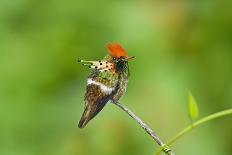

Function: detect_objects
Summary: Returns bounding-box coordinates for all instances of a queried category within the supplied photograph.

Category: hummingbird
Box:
[78,43,135,128]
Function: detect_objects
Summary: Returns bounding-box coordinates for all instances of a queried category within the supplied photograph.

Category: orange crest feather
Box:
[107,43,128,59]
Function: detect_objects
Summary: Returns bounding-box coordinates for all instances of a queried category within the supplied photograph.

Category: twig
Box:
[113,102,174,155]
[155,108,232,155]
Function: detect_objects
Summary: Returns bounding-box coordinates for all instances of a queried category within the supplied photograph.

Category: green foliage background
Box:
[0,0,231,155]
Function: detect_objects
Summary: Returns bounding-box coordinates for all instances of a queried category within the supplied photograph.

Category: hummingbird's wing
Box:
[78,84,114,128]
[78,72,119,128]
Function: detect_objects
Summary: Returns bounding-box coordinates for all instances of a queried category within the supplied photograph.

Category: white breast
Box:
[87,78,116,95]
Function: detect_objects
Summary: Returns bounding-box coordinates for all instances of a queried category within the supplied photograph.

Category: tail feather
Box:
[78,99,109,128]
[78,107,91,128]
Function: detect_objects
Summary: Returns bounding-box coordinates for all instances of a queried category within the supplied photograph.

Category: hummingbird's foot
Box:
[110,99,116,104]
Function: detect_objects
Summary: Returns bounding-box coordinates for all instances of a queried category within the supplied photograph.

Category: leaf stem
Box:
[155,108,232,155]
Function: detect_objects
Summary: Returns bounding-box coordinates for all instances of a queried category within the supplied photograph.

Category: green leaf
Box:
[188,92,199,121]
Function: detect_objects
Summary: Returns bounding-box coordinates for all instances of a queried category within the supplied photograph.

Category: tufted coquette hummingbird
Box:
[78,43,135,128]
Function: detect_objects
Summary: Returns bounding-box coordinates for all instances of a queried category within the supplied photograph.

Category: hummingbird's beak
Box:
[126,56,136,61]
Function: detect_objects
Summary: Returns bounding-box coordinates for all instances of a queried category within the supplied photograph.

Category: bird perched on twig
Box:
[78,43,135,128]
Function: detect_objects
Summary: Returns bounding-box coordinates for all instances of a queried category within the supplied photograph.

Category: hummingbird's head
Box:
[107,43,135,74]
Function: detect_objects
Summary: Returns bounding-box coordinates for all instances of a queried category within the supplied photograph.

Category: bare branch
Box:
[113,102,174,155]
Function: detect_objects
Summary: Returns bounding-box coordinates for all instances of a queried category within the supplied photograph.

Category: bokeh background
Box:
[0,0,232,155]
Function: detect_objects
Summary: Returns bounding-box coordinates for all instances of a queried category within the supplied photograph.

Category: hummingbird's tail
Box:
[78,99,109,128]
[78,107,91,128]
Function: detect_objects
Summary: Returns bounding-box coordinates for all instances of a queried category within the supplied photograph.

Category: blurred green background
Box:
[0,0,232,155]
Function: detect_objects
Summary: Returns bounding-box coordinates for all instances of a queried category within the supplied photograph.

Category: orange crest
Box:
[107,43,128,59]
